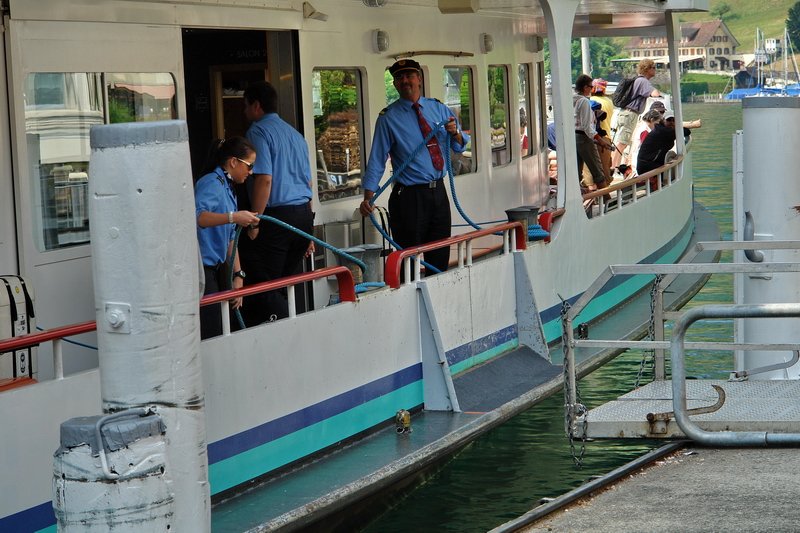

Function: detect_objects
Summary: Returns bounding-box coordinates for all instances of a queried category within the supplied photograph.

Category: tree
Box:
[789,1,800,52]
[543,37,624,82]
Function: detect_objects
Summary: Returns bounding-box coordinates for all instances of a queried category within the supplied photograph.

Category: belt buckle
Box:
[428,180,437,188]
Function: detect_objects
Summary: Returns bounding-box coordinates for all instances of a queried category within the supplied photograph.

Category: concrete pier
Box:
[516,446,800,532]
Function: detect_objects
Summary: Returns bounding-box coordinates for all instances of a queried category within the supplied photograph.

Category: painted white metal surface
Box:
[738,98,800,379]
[88,121,209,531]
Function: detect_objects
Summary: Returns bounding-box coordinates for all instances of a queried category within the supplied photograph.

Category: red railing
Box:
[0,266,356,383]
[385,221,527,288]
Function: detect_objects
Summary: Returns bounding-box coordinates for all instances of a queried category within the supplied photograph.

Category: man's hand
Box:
[305,240,316,258]
[359,190,376,217]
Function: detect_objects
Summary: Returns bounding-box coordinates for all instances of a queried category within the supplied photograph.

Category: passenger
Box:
[195,137,261,339]
[520,108,529,156]
[359,59,470,274]
[546,121,557,151]
[590,78,615,180]
[573,74,611,193]
[611,59,662,168]
[240,81,315,325]
[637,110,701,188]
[629,109,664,175]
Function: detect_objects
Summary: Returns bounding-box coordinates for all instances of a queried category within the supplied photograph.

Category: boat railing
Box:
[561,239,800,435]
[582,154,684,216]
[385,221,526,288]
[0,265,356,384]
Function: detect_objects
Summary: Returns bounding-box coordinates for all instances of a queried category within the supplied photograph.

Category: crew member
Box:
[359,59,470,274]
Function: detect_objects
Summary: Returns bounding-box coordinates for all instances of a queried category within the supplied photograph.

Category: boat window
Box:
[312,68,365,203]
[443,66,475,175]
[106,73,178,123]
[517,64,533,159]
[25,72,177,251]
[488,65,510,167]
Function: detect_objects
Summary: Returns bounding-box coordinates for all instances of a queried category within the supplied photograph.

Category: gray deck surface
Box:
[584,379,800,438]
[211,205,720,532]
[521,446,800,533]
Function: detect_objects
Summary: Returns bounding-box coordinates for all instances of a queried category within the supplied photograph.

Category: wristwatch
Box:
[233,270,246,280]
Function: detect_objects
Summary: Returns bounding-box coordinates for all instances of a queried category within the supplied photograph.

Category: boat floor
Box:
[582,379,800,438]
[519,446,800,533]
[211,204,720,532]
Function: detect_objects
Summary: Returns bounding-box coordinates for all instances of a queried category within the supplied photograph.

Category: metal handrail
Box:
[671,303,800,446]
[385,221,527,288]
[0,266,357,381]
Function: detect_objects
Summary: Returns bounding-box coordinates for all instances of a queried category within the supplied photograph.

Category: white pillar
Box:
[738,98,800,379]
[88,121,210,529]
[540,0,581,212]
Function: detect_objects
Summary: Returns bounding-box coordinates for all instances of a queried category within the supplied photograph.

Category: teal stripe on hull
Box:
[449,338,519,376]
[209,381,423,495]
[541,224,693,342]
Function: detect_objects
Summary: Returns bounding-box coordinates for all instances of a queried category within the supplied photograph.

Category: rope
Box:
[35,326,98,351]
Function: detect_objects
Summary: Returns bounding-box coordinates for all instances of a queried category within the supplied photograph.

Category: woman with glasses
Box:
[195,136,261,339]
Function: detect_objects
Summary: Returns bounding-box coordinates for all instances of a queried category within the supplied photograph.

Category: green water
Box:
[362,103,743,532]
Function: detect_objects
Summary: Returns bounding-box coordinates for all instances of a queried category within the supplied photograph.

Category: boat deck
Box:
[212,346,561,532]
[514,446,800,533]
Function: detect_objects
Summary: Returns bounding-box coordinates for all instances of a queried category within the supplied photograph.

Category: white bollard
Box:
[738,97,800,379]
[59,121,210,530]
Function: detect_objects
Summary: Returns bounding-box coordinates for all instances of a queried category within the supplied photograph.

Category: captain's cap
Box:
[389,59,422,77]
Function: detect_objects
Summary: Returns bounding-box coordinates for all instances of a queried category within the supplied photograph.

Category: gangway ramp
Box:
[580,379,800,439]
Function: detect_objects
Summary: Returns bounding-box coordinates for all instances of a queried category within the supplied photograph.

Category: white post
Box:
[88,121,210,529]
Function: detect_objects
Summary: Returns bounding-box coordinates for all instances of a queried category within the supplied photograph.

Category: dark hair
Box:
[575,74,593,93]
[202,136,255,174]
[243,81,278,114]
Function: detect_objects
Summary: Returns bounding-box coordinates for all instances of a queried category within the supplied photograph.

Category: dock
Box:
[504,444,800,533]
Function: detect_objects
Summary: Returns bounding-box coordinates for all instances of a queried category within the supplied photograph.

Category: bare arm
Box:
[247,173,273,238]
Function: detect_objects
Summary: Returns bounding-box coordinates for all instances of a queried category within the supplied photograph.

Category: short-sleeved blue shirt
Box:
[195,167,237,267]
[246,113,312,207]
[363,97,470,190]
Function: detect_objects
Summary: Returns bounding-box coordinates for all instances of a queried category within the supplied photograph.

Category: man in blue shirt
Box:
[359,59,469,274]
[240,81,314,325]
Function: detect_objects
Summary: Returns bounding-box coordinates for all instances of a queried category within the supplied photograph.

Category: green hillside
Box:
[681,0,796,53]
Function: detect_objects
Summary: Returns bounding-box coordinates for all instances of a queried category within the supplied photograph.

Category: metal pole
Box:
[86,121,210,530]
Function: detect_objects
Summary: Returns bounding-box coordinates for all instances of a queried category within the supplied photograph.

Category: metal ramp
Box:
[581,379,800,439]
[563,239,800,445]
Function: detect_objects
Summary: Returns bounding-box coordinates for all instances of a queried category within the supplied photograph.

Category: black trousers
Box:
[239,203,313,326]
[200,264,226,340]
[388,180,451,274]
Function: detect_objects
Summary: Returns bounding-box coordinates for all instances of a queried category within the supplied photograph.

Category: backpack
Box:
[612,75,641,109]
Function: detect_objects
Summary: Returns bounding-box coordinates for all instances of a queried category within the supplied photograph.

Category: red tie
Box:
[412,102,444,171]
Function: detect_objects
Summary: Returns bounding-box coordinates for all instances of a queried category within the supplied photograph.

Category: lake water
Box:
[362,102,744,532]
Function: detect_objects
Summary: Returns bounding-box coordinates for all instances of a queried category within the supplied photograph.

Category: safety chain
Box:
[560,297,587,468]
[634,274,664,388]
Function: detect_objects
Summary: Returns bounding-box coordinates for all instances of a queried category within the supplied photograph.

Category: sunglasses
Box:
[235,157,254,170]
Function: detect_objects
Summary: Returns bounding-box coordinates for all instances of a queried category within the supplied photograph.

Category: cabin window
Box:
[487,65,510,167]
[535,62,548,151]
[312,68,365,203]
[106,73,178,123]
[443,66,475,175]
[517,64,533,158]
[25,72,177,251]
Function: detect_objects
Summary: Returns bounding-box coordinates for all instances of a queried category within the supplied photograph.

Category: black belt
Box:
[264,203,312,213]
[397,179,443,191]
[204,262,224,272]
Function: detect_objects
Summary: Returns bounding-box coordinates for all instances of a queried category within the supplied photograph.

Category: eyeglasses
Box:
[235,157,254,170]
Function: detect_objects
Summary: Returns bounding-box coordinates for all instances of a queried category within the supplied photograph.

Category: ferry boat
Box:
[0,0,711,531]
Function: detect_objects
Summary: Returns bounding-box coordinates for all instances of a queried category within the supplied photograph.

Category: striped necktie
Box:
[412,102,444,171]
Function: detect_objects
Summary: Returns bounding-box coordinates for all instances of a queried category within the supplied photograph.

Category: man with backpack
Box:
[611,58,662,169]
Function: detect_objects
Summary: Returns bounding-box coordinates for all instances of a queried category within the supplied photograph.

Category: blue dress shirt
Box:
[195,167,236,266]
[246,113,312,207]
[363,97,470,191]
